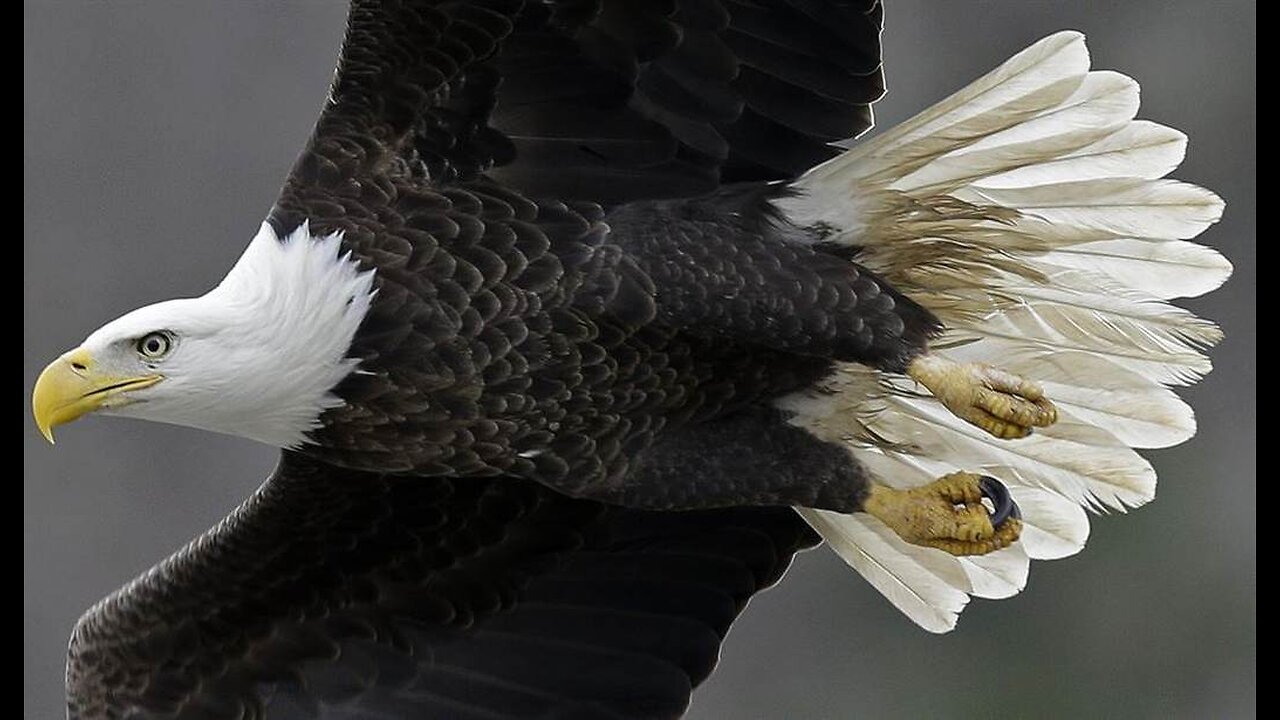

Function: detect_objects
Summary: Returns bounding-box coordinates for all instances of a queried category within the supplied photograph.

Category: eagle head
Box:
[32,222,376,448]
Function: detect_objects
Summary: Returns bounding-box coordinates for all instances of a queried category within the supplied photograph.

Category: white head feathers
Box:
[81,221,376,447]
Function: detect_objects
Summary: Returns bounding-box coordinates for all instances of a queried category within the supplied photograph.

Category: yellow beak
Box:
[32,348,162,443]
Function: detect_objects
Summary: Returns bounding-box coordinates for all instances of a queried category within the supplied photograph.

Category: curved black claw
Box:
[979,475,1018,527]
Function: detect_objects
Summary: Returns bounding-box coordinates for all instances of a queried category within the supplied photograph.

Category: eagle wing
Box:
[278,0,884,207]
[66,452,817,719]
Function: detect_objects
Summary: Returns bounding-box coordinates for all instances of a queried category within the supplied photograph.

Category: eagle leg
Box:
[863,472,1023,556]
[907,355,1058,439]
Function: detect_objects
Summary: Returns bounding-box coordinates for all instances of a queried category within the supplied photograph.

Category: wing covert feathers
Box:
[777,32,1228,632]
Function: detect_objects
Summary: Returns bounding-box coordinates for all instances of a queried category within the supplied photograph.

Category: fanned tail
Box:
[776,31,1229,632]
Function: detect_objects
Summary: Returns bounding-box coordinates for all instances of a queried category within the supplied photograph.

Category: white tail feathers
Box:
[776,31,1228,632]
[798,506,971,633]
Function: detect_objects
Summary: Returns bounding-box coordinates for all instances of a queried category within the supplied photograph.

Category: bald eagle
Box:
[30,1,1229,717]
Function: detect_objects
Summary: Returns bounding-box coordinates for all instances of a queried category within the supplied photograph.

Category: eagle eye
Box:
[136,331,175,361]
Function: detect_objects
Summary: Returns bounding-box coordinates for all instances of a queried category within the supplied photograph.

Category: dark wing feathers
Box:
[296,0,883,205]
[66,453,818,719]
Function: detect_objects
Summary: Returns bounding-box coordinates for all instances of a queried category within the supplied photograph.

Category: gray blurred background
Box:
[24,1,1254,718]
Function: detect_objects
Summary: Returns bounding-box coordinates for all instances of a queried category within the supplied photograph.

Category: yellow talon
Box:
[908,355,1058,439]
[862,472,1022,556]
